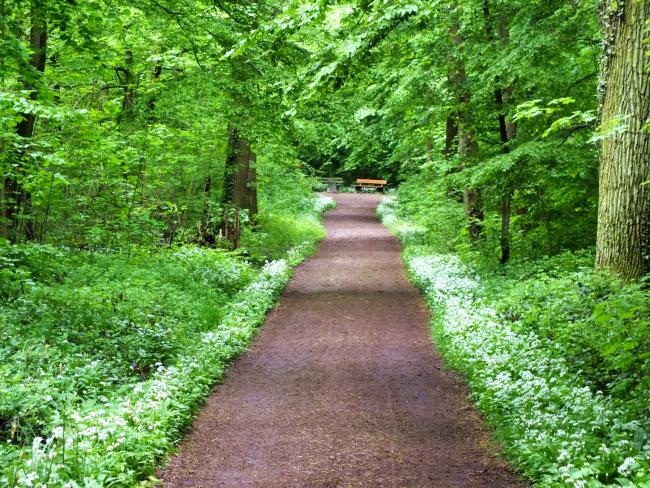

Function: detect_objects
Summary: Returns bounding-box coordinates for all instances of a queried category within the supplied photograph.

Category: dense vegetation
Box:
[380,189,649,486]
[0,193,334,485]
[1,0,648,486]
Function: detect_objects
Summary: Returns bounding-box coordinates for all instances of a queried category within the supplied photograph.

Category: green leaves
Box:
[309,60,339,88]
[513,98,597,138]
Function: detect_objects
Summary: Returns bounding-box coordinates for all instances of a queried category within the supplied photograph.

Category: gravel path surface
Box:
[160,193,526,488]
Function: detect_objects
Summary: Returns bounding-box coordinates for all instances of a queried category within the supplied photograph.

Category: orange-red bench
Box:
[353,178,387,192]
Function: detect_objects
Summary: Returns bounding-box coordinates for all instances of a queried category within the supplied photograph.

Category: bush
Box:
[241,195,334,262]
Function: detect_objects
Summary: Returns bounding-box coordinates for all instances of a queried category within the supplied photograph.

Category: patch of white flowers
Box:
[379,199,650,487]
[377,197,427,243]
[7,195,334,487]
[9,258,293,487]
[313,195,336,214]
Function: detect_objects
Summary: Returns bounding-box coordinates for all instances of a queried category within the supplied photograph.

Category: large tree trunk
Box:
[222,126,258,216]
[7,0,47,241]
[595,0,650,281]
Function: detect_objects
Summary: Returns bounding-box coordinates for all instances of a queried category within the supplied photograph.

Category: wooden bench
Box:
[318,177,344,191]
[353,178,388,192]
[319,177,344,185]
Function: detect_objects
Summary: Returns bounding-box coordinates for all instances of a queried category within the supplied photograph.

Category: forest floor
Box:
[159,193,526,488]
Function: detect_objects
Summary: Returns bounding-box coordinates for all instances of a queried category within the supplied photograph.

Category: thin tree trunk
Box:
[460,123,483,240]
[444,114,459,157]
[39,172,55,240]
[0,0,6,239]
[118,50,136,122]
[444,105,462,202]
[448,19,484,241]
[595,0,650,280]
[500,191,512,263]
[486,3,517,262]
[147,63,162,122]
[459,114,483,240]
[10,0,47,242]
[450,16,483,240]
[496,82,516,262]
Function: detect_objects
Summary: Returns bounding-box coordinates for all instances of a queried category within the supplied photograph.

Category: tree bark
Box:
[460,124,483,240]
[595,0,650,281]
[222,126,258,217]
[147,63,162,121]
[8,0,47,241]
[444,114,459,157]
[458,82,482,240]
[496,81,516,263]
[444,76,461,202]
[500,191,512,263]
[449,15,483,240]
[118,50,136,122]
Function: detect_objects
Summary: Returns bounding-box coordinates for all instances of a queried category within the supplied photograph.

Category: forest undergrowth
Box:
[1,0,649,485]
[378,181,650,487]
[0,194,335,487]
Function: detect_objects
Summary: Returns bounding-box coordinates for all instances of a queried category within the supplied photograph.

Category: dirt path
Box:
[160,194,525,488]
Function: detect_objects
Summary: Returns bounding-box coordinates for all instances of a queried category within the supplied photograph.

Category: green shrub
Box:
[489,261,650,416]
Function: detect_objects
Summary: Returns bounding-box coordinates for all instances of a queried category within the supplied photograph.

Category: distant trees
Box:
[0,0,299,248]
[595,0,650,281]
[293,0,600,263]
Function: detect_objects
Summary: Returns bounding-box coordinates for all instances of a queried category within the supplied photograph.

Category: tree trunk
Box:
[0,0,6,239]
[460,121,483,239]
[459,112,483,240]
[147,63,162,121]
[595,0,650,281]
[222,126,258,217]
[119,50,136,121]
[500,191,512,263]
[8,0,47,241]
[484,3,517,262]
[444,114,459,157]
[450,17,483,240]
[496,82,516,262]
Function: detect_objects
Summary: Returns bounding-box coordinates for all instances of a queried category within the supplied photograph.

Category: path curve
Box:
[160,194,525,487]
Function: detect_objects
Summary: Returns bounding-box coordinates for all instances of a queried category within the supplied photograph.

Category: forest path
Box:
[160,193,525,488]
